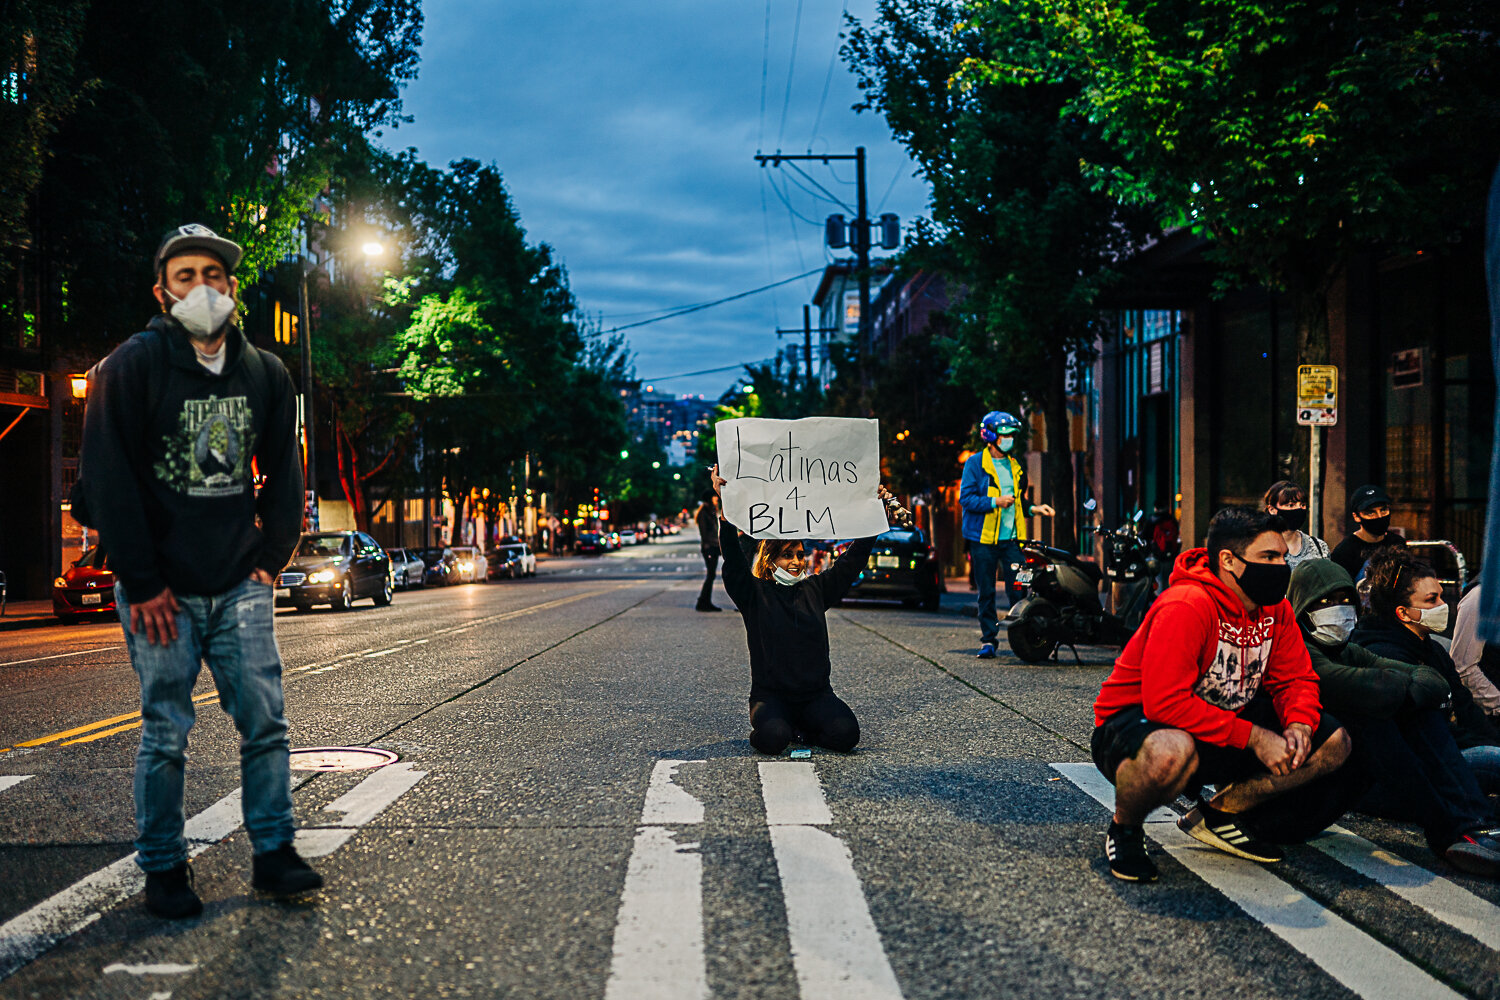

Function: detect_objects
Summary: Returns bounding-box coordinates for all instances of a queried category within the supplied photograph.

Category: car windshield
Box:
[73,546,107,570]
[296,535,347,558]
[417,548,449,565]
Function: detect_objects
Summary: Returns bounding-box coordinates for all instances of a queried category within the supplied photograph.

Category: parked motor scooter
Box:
[1004,507,1160,663]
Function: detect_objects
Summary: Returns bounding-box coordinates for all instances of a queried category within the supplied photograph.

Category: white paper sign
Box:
[717,416,887,539]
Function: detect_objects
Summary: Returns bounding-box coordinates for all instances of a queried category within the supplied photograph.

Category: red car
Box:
[53,546,116,620]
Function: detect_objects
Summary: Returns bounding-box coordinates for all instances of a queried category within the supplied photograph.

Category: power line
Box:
[765,168,825,225]
[606,268,823,333]
[808,0,849,148]
[777,0,805,149]
[786,159,854,213]
[637,359,777,383]
[758,0,771,151]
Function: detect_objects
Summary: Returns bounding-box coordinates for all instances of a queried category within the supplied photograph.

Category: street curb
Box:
[0,616,62,633]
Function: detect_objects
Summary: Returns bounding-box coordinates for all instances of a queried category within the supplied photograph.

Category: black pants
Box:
[1346,708,1496,853]
[750,692,860,754]
[698,548,720,608]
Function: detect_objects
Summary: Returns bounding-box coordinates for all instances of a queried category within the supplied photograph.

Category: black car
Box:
[844,528,941,611]
[277,531,394,611]
[417,546,460,586]
[486,542,536,580]
[576,531,606,555]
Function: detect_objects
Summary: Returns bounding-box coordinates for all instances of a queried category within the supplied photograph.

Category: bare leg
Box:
[1113,729,1197,825]
[1213,728,1352,813]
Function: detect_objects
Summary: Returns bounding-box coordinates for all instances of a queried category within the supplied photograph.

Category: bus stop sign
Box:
[1297,364,1338,426]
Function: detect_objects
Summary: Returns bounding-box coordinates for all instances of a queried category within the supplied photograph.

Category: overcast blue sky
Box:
[387,0,929,400]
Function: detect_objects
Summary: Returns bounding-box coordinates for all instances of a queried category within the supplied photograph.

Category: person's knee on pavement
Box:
[819,716,860,753]
[751,719,793,755]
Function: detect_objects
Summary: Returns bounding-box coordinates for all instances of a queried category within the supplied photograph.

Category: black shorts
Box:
[1091,693,1343,787]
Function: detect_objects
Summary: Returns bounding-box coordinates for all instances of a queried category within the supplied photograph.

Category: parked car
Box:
[576,531,607,555]
[618,529,638,546]
[450,545,483,584]
[385,547,426,590]
[608,531,623,550]
[417,546,460,586]
[53,546,116,620]
[843,527,941,611]
[277,531,393,611]
[487,541,538,580]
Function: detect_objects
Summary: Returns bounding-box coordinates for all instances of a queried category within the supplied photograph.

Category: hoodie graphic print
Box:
[1195,616,1275,712]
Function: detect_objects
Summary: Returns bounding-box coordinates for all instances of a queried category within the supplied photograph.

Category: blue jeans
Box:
[971,539,1024,645]
[116,577,294,872]
[1461,743,1500,797]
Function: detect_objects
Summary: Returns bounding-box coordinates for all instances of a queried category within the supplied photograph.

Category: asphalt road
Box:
[0,538,1496,999]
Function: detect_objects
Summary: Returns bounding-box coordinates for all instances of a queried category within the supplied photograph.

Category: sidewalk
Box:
[0,599,63,633]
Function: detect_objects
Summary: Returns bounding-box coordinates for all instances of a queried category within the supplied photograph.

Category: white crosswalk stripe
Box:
[1054,763,1474,1000]
[0,775,33,796]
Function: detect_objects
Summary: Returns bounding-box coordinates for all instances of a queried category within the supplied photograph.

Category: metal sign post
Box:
[1296,365,1339,538]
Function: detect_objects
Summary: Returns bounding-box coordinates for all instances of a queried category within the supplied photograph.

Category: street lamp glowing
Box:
[69,375,88,399]
[620,449,629,459]
[651,461,660,469]
[361,241,385,257]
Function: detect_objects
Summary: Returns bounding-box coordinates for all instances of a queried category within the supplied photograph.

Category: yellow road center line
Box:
[7,690,220,750]
[59,720,144,746]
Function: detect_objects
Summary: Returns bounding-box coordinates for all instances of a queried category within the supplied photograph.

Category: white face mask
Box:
[165,283,236,340]
[772,566,806,587]
[1307,605,1357,646]
[1405,602,1450,633]
[998,436,1015,453]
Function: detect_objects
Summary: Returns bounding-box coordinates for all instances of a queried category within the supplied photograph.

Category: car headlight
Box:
[308,569,336,584]
[54,576,68,588]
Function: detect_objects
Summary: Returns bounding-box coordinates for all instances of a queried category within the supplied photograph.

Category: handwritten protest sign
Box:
[717,416,887,539]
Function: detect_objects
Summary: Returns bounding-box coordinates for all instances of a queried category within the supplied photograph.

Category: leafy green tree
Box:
[845,0,1153,545]
[1035,0,1500,359]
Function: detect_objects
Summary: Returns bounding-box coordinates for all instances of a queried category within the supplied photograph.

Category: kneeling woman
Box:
[711,465,897,755]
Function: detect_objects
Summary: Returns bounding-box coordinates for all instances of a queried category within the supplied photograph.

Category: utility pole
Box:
[775,306,838,400]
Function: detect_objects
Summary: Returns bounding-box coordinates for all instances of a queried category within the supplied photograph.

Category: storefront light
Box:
[70,375,88,399]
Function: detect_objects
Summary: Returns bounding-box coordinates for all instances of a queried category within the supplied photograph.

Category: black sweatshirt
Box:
[79,315,304,602]
[1351,612,1500,750]
[719,517,875,700]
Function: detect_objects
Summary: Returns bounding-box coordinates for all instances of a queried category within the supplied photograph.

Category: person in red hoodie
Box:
[1091,507,1352,882]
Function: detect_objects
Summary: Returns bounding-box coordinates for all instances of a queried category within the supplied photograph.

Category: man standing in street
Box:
[80,225,322,918]
[695,489,723,612]
[1330,484,1407,582]
[960,411,1054,658]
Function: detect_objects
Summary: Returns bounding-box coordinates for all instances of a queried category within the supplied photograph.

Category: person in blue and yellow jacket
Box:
[961,410,1055,658]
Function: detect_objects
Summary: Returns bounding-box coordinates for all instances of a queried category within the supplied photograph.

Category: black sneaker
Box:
[1177,803,1284,863]
[144,862,203,919]
[695,603,723,613]
[1446,830,1500,878]
[252,844,325,896]
[976,643,997,659]
[1105,822,1159,882]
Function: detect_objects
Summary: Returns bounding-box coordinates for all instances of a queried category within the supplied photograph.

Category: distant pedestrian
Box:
[1351,549,1500,796]
[1329,484,1406,582]
[78,225,322,919]
[695,489,722,612]
[709,465,900,754]
[1263,480,1329,570]
[960,411,1055,659]
[1090,507,1351,883]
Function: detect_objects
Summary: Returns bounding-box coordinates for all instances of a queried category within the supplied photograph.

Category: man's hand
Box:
[994,495,1016,509]
[130,587,181,646]
[249,568,275,585]
[1247,724,1294,776]
[1282,722,1314,770]
[1033,504,1056,517]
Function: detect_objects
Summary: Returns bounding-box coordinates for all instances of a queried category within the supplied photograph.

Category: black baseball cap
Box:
[154,224,243,274]
[1349,484,1391,513]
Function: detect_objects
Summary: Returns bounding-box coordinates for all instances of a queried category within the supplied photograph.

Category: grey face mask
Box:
[1307,605,1357,645]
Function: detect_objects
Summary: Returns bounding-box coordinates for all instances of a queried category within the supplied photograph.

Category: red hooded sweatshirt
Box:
[1093,548,1321,749]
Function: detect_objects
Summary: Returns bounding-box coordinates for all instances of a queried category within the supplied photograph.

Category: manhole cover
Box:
[288,747,399,771]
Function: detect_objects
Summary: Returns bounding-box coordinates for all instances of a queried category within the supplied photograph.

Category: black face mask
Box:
[1231,559,1292,607]
[1276,507,1308,532]
[1358,513,1391,536]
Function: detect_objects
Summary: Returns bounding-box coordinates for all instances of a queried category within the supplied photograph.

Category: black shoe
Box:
[1177,803,1284,863]
[695,603,723,612]
[1446,830,1500,878]
[252,844,325,896]
[144,862,203,919]
[1105,822,1159,882]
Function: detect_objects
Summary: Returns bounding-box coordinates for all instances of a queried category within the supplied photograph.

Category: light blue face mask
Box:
[998,436,1015,453]
[772,566,806,587]
[1307,605,1357,645]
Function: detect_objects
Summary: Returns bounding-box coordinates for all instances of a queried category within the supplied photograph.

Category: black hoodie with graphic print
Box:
[80,315,303,602]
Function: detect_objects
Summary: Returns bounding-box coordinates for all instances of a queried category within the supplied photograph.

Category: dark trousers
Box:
[1347,708,1497,853]
[698,548,720,608]
[971,539,1024,645]
[749,692,860,754]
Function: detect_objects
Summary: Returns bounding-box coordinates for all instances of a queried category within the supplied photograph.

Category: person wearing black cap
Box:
[77,224,322,918]
[1330,484,1406,583]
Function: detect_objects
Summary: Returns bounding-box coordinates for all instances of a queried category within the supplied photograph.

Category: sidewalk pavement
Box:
[0,599,65,633]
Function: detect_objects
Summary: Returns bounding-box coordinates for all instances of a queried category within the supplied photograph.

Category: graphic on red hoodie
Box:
[1196,616,1276,712]
[1094,548,1320,749]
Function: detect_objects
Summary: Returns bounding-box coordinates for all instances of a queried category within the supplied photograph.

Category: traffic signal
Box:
[825,214,847,249]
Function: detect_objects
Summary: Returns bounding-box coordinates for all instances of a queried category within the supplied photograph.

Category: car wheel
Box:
[336,581,354,612]
[374,576,394,606]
